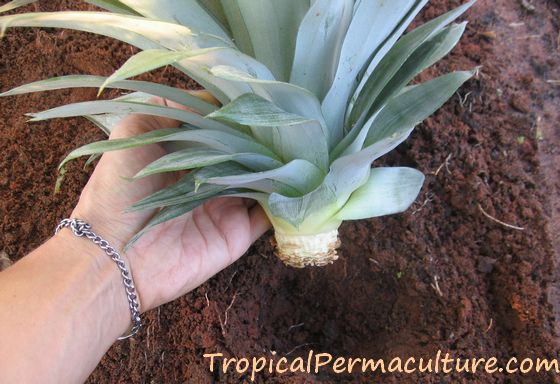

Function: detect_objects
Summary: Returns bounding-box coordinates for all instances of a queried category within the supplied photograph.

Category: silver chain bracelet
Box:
[55,218,142,340]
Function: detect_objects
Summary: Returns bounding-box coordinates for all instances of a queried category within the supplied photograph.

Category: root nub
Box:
[273,230,340,268]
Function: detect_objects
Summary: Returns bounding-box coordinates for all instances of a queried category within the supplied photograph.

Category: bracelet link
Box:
[55,218,142,340]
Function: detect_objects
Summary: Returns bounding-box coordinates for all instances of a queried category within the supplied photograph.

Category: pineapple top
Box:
[0,0,476,241]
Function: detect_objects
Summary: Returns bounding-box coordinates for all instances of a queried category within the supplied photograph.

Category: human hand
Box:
[71,93,270,312]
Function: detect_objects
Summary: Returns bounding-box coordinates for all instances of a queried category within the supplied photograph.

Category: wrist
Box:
[46,230,133,340]
[71,202,130,252]
[70,202,151,311]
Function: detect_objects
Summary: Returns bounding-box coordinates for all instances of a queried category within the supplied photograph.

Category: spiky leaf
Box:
[59,127,279,169]
[99,48,224,94]
[219,0,309,81]
[321,0,428,140]
[200,159,324,195]
[364,69,476,147]
[27,100,234,133]
[1,75,218,115]
[347,0,475,127]
[134,148,282,178]
[117,0,231,40]
[290,0,353,100]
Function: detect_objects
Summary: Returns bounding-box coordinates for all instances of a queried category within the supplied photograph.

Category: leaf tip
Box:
[130,170,145,180]
[119,175,134,182]
[471,65,482,78]
[54,167,67,195]
[25,113,39,122]
[124,226,152,252]
[123,236,139,253]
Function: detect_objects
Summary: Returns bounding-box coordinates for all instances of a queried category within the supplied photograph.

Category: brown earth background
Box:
[0,0,559,383]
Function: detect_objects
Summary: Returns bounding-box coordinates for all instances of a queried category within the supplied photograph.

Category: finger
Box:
[248,205,272,243]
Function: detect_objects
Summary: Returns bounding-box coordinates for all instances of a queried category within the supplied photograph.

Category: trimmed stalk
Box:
[273,229,341,268]
[263,205,343,268]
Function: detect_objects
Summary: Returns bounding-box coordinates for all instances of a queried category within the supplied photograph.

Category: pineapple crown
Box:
[0,0,476,244]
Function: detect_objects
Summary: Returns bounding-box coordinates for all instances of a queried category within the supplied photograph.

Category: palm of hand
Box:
[72,96,270,311]
[129,197,264,310]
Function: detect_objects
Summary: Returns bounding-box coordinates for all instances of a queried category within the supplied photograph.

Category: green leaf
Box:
[190,162,300,196]
[117,0,231,41]
[312,66,472,225]
[347,24,466,126]
[60,128,177,169]
[193,161,248,181]
[267,128,416,227]
[0,12,227,50]
[134,149,232,178]
[82,92,153,134]
[128,172,225,212]
[0,0,36,14]
[174,48,275,105]
[84,153,101,169]
[336,69,475,158]
[270,120,329,172]
[207,91,329,171]
[200,159,324,195]
[267,182,338,229]
[134,148,282,178]
[369,22,466,117]
[331,108,382,159]
[217,1,254,56]
[336,167,425,220]
[125,183,265,249]
[210,65,326,128]
[321,0,428,141]
[198,0,230,30]
[27,99,233,133]
[99,48,223,94]
[1,75,218,115]
[334,24,470,157]
[290,0,353,100]
[208,93,312,127]
[219,0,310,81]
[183,162,297,196]
[365,69,475,146]
[0,11,271,105]
[210,65,330,148]
[347,0,475,128]
[59,127,279,169]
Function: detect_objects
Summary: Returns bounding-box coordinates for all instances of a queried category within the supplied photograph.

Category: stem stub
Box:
[273,229,340,268]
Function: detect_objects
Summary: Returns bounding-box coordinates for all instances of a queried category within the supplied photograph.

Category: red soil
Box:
[0,0,559,383]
